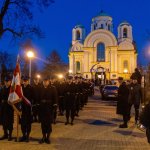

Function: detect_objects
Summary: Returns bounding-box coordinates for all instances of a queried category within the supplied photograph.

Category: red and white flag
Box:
[8,55,31,114]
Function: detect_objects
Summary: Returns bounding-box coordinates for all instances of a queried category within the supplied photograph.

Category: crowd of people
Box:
[0,76,94,144]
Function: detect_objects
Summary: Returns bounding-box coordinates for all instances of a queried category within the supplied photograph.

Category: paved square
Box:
[0,88,149,150]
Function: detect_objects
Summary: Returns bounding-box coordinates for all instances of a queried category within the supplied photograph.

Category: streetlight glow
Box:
[37,74,41,79]
[58,74,63,79]
[69,70,72,73]
[27,51,34,58]
[124,69,128,73]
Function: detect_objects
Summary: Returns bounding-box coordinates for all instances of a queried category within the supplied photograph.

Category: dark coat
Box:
[21,84,33,124]
[64,83,77,110]
[117,82,129,115]
[140,102,150,128]
[128,83,142,106]
[32,83,41,104]
[0,86,14,125]
[39,85,58,124]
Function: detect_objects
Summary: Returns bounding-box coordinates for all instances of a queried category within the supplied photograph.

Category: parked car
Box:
[101,85,118,100]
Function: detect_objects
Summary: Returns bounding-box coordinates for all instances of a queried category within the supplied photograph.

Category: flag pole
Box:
[16,114,19,142]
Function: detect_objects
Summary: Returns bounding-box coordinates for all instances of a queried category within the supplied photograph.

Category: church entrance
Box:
[90,63,106,85]
[95,67,106,85]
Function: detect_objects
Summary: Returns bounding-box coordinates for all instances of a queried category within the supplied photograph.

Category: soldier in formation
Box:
[0,75,93,144]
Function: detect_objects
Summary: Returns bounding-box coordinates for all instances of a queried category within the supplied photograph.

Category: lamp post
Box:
[27,51,34,84]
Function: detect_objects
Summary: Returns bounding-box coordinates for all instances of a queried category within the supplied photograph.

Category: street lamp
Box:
[26,51,34,84]
[69,70,73,74]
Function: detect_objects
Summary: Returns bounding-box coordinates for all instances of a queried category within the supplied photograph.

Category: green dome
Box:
[94,10,111,18]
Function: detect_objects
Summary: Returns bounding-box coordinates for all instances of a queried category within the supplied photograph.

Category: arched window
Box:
[108,24,111,31]
[76,31,80,40]
[123,28,128,38]
[76,61,80,73]
[101,24,104,29]
[123,60,128,68]
[97,43,105,62]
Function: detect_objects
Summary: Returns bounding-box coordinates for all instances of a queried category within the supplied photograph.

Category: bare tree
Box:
[0,0,54,39]
[43,50,67,78]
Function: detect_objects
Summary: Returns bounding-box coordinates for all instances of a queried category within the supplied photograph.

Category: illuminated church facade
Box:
[68,11,137,80]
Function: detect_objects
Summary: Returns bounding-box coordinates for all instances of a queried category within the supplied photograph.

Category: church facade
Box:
[68,11,137,80]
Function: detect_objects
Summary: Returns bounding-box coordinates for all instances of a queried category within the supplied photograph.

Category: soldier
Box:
[64,80,76,125]
[56,81,65,116]
[0,76,14,141]
[39,78,58,144]
[19,76,33,142]
[32,77,41,122]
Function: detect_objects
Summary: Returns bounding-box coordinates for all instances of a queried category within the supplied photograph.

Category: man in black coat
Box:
[20,76,33,142]
[128,77,142,124]
[39,78,58,144]
[0,77,14,141]
[64,80,77,125]
[117,77,129,128]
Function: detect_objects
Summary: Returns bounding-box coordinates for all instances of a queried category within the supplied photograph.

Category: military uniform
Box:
[0,85,14,141]
[64,82,77,125]
[39,84,58,144]
[32,82,41,122]
[20,83,33,142]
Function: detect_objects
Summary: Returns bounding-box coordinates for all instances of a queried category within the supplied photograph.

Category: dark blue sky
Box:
[0,0,150,65]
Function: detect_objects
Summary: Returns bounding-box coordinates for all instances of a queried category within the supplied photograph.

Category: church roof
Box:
[74,24,85,29]
[119,21,130,26]
[93,10,112,18]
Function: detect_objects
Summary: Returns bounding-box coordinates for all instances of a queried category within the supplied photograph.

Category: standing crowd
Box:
[0,76,94,144]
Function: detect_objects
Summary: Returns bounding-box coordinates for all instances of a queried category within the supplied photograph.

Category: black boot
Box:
[39,134,46,144]
[45,133,51,144]
[19,134,26,142]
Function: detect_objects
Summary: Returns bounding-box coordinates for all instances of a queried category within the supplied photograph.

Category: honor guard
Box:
[39,77,58,144]
[20,76,33,142]
[0,76,14,141]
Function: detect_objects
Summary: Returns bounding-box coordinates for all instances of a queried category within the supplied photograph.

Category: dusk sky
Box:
[0,0,150,65]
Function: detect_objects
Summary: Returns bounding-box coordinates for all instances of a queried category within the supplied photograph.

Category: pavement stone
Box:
[0,88,150,150]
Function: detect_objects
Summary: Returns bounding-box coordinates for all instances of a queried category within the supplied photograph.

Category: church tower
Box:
[91,10,113,32]
[72,24,86,45]
[118,21,133,43]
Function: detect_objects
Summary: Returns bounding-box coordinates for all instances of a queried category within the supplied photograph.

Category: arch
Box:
[97,43,105,62]
[123,28,128,38]
[76,61,81,73]
[76,30,81,40]
[84,29,117,47]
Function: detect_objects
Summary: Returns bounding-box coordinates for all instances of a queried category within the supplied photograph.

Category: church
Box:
[68,11,137,80]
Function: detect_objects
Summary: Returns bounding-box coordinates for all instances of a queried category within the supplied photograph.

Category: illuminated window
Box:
[123,28,128,38]
[97,43,105,62]
[76,61,80,73]
[123,60,128,68]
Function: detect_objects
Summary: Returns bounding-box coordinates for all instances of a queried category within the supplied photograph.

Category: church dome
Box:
[93,10,112,19]
[75,24,84,29]
[119,21,130,26]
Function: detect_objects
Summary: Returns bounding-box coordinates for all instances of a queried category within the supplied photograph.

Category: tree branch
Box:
[3,27,22,37]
